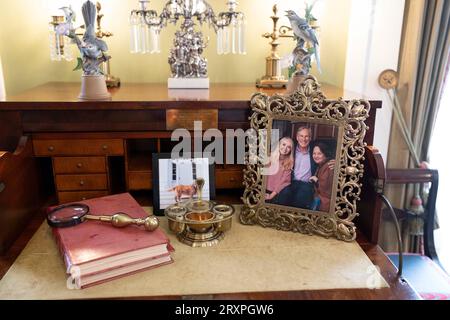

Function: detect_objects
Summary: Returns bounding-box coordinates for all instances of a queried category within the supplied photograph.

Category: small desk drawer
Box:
[33,139,124,156]
[58,191,109,204]
[216,170,243,189]
[55,174,108,191]
[53,157,106,174]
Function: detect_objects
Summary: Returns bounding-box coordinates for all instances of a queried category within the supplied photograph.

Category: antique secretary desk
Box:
[0,82,419,299]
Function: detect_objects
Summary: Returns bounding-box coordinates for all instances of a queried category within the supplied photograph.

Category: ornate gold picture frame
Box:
[240,76,371,241]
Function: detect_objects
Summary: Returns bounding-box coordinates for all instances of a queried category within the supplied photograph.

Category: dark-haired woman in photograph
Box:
[309,142,334,212]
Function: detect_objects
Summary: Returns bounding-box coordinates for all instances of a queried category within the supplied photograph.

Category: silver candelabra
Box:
[130,0,246,88]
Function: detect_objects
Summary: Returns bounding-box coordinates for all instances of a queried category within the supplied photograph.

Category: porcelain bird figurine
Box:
[285,9,321,74]
[61,1,110,76]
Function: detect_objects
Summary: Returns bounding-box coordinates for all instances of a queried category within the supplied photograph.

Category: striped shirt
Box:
[294,146,311,182]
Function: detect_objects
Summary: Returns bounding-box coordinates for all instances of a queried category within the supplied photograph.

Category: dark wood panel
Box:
[0,206,48,278]
[0,111,22,151]
[357,146,386,244]
[386,168,436,184]
[128,172,152,190]
[0,137,43,254]
[22,110,166,132]
[218,109,250,122]
[216,169,244,189]
[32,131,174,140]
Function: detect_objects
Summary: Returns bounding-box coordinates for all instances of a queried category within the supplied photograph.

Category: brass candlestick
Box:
[95,2,120,88]
[256,5,289,88]
[187,178,209,212]
[50,16,67,58]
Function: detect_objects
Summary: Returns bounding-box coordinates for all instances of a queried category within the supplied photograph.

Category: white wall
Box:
[0,56,5,101]
[344,0,405,161]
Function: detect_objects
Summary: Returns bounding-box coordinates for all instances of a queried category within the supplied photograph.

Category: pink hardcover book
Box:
[50,193,174,281]
[75,254,174,289]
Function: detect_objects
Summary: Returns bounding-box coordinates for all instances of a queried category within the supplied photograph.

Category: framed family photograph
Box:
[265,120,340,214]
[240,76,371,241]
[152,153,216,215]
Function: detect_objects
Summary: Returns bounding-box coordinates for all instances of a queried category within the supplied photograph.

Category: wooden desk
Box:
[0,82,418,299]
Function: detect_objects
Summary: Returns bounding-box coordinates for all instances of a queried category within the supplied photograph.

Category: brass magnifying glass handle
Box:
[85,213,159,231]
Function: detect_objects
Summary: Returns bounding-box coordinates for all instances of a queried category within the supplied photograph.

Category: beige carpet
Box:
[0,206,388,299]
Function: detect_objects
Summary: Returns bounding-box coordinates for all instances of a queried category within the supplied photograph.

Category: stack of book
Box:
[50,193,173,289]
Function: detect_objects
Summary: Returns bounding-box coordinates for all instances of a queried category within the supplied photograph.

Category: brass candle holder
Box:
[95,2,120,88]
[256,5,289,89]
[164,178,234,247]
[257,4,320,89]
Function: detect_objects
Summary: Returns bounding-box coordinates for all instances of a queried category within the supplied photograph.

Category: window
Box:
[429,72,450,273]
[172,162,177,181]
[192,161,197,180]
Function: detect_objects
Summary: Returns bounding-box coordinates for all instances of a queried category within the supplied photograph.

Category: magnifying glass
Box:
[47,203,159,231]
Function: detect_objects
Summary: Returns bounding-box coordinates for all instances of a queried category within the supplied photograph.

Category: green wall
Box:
[0,0,351,96]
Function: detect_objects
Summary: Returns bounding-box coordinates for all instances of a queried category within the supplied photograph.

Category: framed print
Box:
[152,153,216,215]
[240,76,371,241]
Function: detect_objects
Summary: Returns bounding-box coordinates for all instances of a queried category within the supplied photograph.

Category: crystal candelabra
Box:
[129,0,246,88]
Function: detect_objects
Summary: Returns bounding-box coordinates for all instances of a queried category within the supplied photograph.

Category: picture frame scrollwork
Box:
[240,76,371,242]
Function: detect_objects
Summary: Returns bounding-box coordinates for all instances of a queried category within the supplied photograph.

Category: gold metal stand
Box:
[256,5,289,88]
[96,2,120,87]
[177,228,225,247]
[101,60,121,88]
[50,16,66,57]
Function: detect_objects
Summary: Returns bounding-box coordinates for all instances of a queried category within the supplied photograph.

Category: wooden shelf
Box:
[125,138,155,192]
[222,164,245,171]
[128,171,152,191]
[127,153,152,172]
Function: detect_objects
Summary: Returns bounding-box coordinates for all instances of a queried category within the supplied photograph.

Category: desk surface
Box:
[0,208,419,300]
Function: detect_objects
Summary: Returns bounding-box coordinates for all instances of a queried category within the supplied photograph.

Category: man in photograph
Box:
[277,126,317,209]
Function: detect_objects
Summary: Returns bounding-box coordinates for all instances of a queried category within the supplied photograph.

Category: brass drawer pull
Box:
[79,180,85,186]
[0,182,5,193]
[48,146,55,152]
[230,178,236,182]
[76,163,83,168]
[102,145,108,150]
